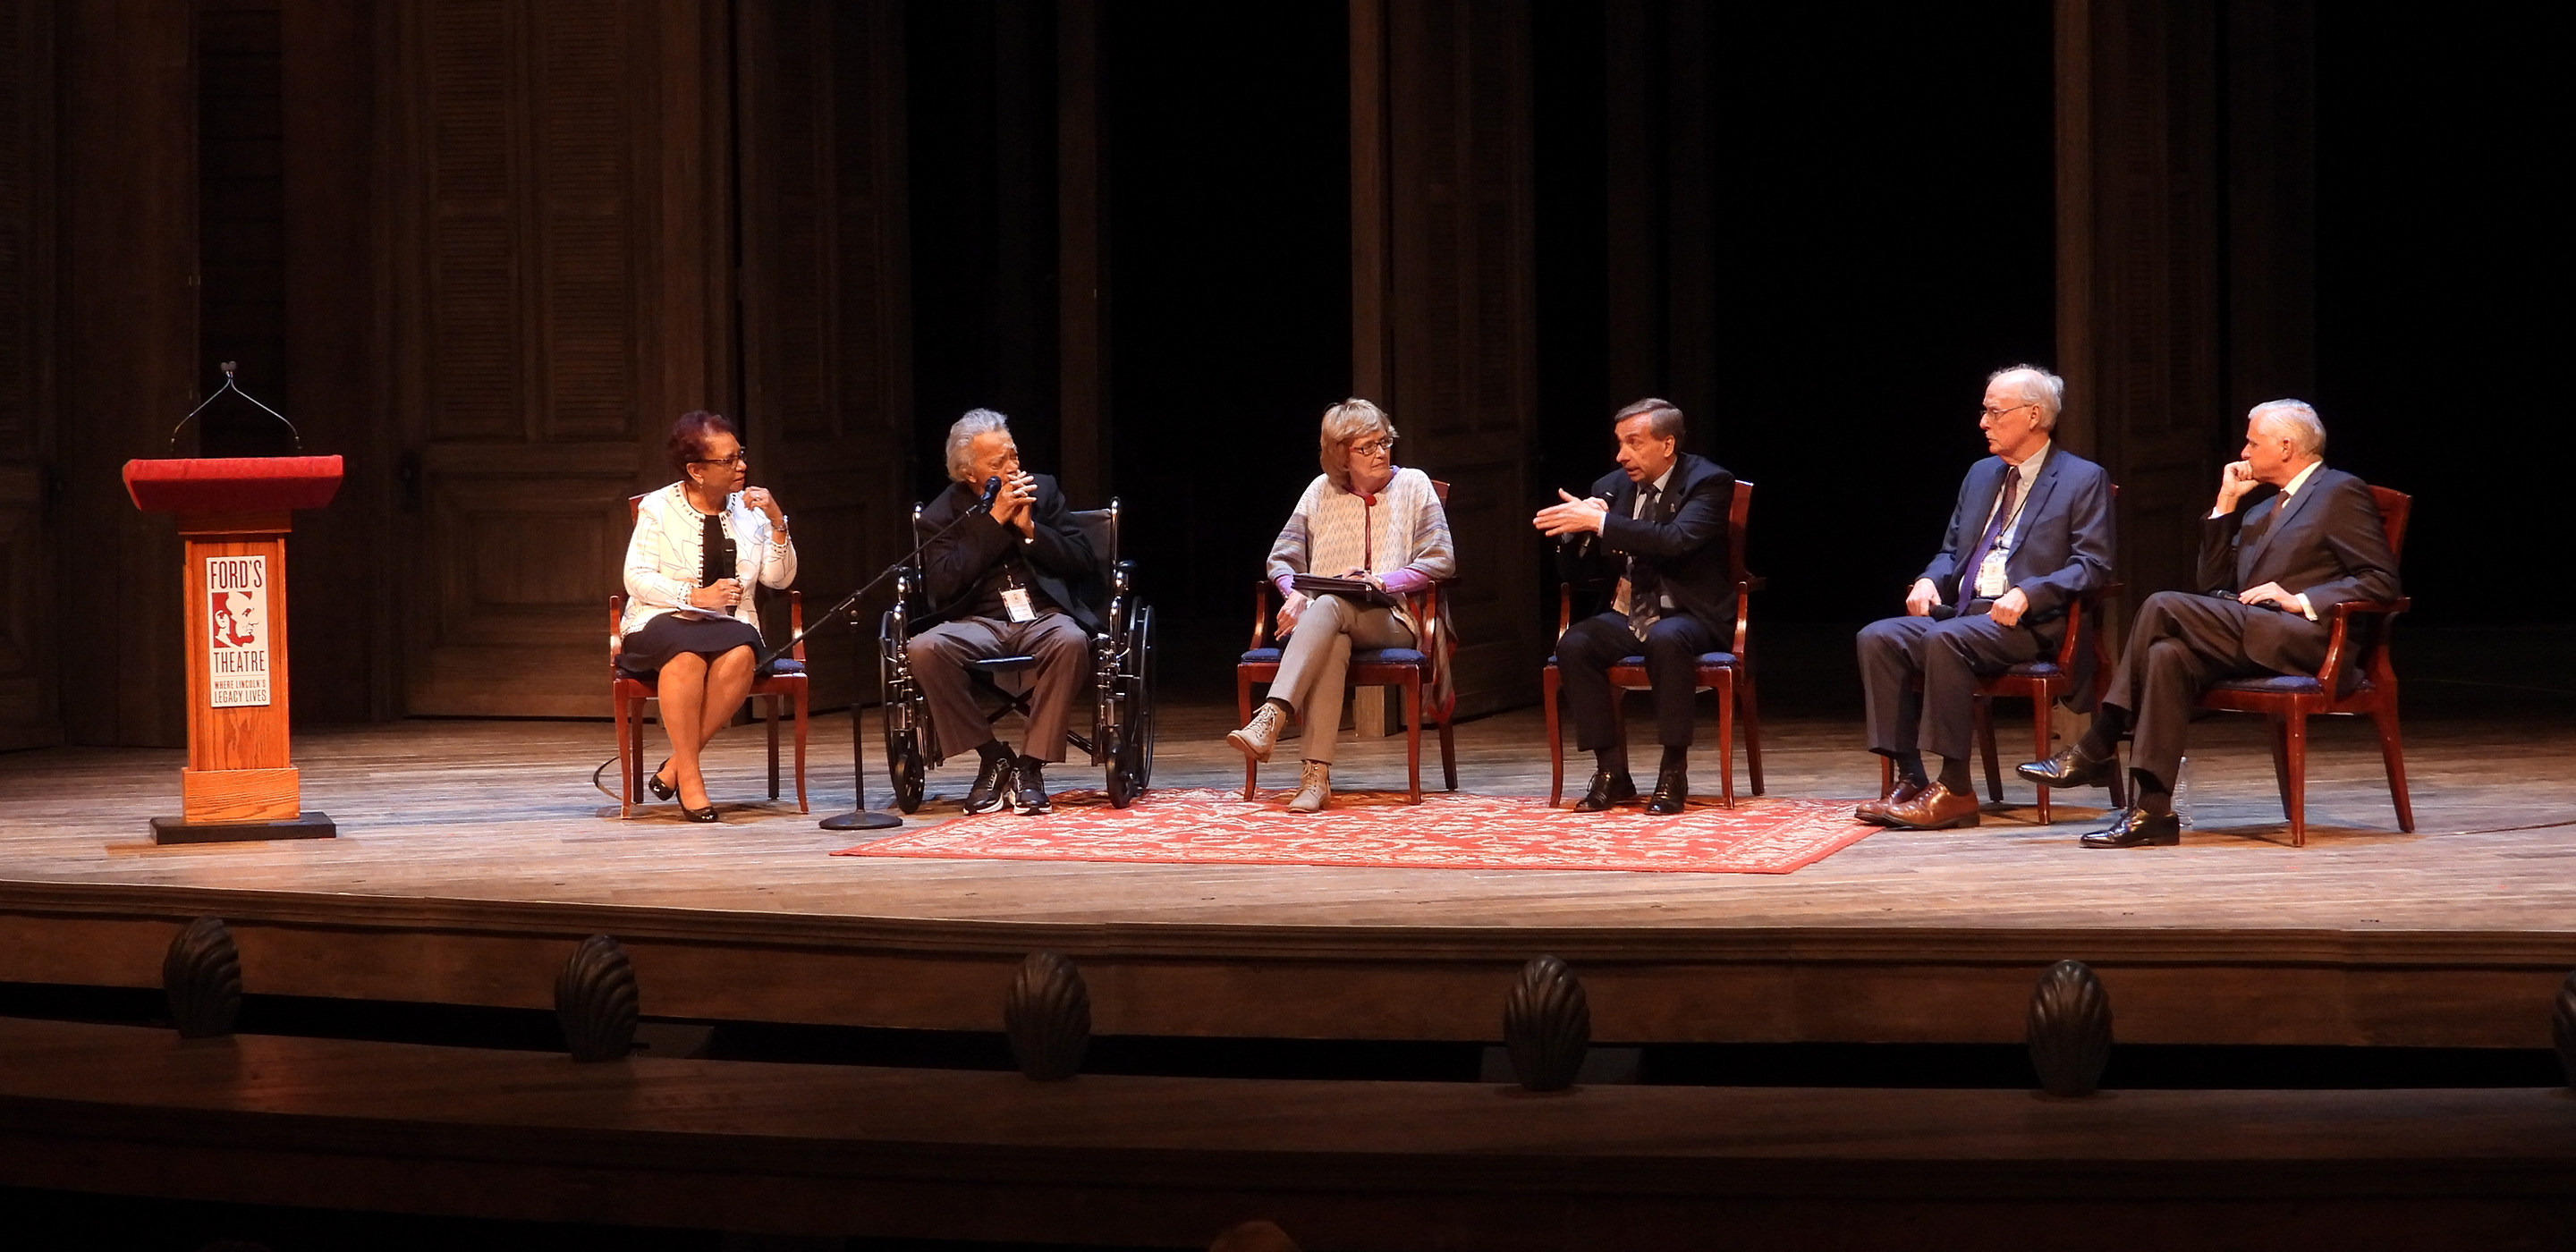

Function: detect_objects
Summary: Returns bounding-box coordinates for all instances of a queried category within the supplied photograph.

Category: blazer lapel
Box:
[1959,459,2005,554]
[2240,477,2320,582]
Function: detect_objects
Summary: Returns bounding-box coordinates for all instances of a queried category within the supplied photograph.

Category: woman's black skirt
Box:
[616,612,764,676]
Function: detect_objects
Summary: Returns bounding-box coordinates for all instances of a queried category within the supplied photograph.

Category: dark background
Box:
[901,0,2566,712]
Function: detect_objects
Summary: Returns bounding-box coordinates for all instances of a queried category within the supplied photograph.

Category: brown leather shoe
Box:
[1877,782,1981,830]
[1856,779,1928,825]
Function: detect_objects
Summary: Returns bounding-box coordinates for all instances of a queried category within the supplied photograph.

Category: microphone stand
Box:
[768,492,996,832]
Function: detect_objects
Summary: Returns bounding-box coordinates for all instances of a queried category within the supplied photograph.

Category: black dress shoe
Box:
[1011,760,1052,815]
[2079,808,2181,848]
[681,802,719,824]
[2017,746,2116,789]
[1645,765,1689,816]
[1573,770,1637,812]
[648,758,677,801]
[964,753,1017,816]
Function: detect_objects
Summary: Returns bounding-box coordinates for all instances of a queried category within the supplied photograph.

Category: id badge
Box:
[1976,547,2011,597]
[1001,585,1038,623]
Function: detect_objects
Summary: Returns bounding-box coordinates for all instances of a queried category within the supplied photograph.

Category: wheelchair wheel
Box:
[1103,724,1134,808]
[884,715,927,814]
[1129,605,1157,789]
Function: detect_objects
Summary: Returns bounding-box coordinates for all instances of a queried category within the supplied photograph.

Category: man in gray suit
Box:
[2018,399,2400,847]
[1856,365,2115,830]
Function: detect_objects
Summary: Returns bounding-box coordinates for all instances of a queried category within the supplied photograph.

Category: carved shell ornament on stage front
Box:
[1504,955,1590,1092]
[555,934,640,1062]
[163,916,242,1039]
[1007,951,1092,1081]
[2027,959,2114,1097]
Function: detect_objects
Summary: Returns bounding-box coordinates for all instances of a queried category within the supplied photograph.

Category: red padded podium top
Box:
[123,456,344,514]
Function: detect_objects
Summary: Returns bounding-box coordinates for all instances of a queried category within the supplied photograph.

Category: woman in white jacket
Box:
[618,410,798,821]
[1226,399,1455,812]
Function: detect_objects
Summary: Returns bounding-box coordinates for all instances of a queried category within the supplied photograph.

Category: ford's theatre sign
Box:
[206,554,272,708]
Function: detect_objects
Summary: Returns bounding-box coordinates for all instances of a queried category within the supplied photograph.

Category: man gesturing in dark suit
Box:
[2018,400,2400,847]
[1533,398,1736,814]
[1856,365,2114,830]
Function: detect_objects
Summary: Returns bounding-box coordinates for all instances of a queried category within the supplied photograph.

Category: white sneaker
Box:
[1287,761,1330,813]
[1227,701,1288,764]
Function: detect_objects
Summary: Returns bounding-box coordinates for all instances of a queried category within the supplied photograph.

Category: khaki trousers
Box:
[1267,594,1414,765]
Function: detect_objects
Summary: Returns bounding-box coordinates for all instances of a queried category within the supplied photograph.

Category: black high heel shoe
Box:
[648,759,677,801]
[681,802,719,824]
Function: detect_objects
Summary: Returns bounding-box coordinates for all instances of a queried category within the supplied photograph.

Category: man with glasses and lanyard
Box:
[1852,365,2114,830]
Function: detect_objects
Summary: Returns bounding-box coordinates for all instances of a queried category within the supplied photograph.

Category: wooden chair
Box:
[1878,486,2126,823]
[1235,481,1458,804]
[609,494,809,818]
[2190,485,2413,847]
[1542,479,1763,808]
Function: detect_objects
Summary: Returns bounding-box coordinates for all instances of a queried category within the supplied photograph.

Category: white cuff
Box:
[2294,593,2317,621]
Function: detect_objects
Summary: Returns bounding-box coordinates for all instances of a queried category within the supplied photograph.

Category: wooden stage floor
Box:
[4,701,2573,1049]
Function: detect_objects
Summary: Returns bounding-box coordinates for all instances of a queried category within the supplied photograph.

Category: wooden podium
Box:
[123,456,345,843]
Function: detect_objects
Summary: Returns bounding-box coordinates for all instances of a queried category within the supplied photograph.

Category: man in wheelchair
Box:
[909,410,1101,815]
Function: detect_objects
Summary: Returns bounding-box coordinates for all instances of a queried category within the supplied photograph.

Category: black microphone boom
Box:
[777,482,1009,833]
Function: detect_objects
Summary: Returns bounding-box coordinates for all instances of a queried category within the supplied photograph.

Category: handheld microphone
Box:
[979,476,1003,511]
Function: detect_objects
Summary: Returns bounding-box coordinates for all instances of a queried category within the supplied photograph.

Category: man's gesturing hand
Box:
[1532,489,1610,537]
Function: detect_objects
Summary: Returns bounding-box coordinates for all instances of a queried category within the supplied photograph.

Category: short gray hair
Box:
[1613,397,1685,444]
[1987,364,2065,431]
[944,409,1013,483]
[1318,398,1397,490]
[2248,399,2326,458]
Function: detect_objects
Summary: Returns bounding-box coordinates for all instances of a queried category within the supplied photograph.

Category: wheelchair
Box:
[877,498,1157,810]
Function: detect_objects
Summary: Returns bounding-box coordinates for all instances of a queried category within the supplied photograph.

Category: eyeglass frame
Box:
[1348,436,1397,456]
[1979,402,2038,422]
[690,448,750,468]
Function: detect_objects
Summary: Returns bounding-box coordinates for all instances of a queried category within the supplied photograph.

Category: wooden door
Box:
[0,0,57,751]
[733,0,913,711]
[385,0,732,716]
[1355,0,1540,717]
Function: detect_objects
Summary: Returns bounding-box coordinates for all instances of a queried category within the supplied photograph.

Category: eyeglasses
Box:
[1979,402,2037,422]
[1350,437,1395,456]
[692,448,749,467]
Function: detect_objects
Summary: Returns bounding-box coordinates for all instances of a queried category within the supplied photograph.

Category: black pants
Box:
[1856,613,2045,766]
[1555,610,1723,752]
[2100,591,2313,791]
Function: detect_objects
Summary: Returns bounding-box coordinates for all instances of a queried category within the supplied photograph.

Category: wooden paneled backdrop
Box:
[0,0,2318,741]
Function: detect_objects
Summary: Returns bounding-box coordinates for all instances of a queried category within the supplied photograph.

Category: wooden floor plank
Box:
[1,702,2570,936]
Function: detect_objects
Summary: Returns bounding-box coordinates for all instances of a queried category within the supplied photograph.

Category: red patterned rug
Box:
[832,787,1878,875]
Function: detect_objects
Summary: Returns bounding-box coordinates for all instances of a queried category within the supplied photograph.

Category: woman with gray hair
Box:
[1227,399,1455,811]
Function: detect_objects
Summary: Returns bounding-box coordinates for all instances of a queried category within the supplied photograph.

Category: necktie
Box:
[1626,485,1663,631]
[2237,490,2285,584]
[1958,465,2021,608]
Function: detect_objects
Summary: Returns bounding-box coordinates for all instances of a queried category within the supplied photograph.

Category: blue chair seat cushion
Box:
[1545,652,1736,668]
[1241,647,1429,668]
[2211,673,2332,696]
[767,658,806,676]
[1997,661,2063,679]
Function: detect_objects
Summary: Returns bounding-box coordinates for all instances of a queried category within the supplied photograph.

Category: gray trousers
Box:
[1857,613,2044,766]
[908,612,1090,763]
[2101,591,2298,793]
[1267,594,1414,764]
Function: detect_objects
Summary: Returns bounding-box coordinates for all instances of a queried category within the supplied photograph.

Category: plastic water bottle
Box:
[2169,756,2193,828]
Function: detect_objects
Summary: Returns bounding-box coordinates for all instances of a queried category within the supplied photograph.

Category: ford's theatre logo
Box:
[206,554,273,708]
